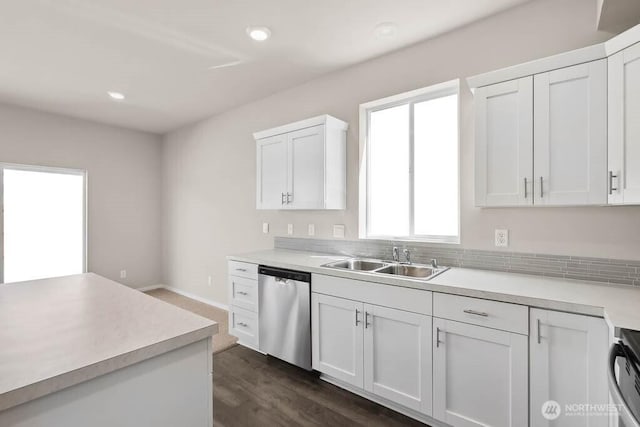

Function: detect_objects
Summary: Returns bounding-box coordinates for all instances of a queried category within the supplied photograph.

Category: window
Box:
[359,80,460,243]
[1,164,86,283]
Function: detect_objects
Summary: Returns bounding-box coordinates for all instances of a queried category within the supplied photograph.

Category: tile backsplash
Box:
[274,237,640,287]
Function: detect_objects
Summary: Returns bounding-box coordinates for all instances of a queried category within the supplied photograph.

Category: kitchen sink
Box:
[322,258,448,280]
[322,259,390,271]
[375,264,436,278]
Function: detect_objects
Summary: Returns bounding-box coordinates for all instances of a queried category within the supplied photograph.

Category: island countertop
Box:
[0,273,217,412]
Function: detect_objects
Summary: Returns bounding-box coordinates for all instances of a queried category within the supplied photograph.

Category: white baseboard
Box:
[136,284,165,292]
[141,284,229,311]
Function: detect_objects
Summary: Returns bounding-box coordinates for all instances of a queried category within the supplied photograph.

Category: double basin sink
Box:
[321,258,448,280]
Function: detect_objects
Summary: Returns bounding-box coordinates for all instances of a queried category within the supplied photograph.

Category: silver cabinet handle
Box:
[237,322,248,327]
[236,268,247,272]
[436,327,443,348]
[365,312,371,329]
[524,177,528,199]
[237,291,248,296]
[463,309,488,317]
[537,318,541,344]
[355,309,360,326]
[286,192,292,204]
[609,171,618,194]
[540,177,544,198]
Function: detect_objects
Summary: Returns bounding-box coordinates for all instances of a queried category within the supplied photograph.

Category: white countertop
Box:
[0,273,217,412]
[228,249,640,332]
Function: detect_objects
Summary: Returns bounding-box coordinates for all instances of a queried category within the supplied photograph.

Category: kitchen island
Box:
[0,273,217,427]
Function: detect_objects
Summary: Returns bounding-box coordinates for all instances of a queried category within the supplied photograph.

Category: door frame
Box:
[0,162,88,283]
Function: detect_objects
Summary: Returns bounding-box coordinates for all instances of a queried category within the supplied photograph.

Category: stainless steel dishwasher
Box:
[258,265,311,370]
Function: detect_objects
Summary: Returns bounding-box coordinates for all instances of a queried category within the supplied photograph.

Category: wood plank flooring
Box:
[213,345,427,427]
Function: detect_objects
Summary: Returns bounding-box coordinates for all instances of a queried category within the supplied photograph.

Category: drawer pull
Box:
[237,291,249,296]
[235,268,248,272]
[463,309,489,317]
[237,322,248,327]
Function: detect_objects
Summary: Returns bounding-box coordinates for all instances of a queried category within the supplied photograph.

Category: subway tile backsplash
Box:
[274,237,640,287]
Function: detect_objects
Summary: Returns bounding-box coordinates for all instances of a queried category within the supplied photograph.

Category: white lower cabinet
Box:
[311,293,364,388]
[530,308,609,427]
[364,303,432,414]
[432,318,529,427]
[311,292,432,416]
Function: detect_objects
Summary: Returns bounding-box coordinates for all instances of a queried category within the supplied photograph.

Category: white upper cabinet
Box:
[534,59,607,205]
[529,308,609,427]
[608,42,640,204]
[475,77,533,207]
[256,134,288,209]
[474,60,607,207]
[254,115,347,210]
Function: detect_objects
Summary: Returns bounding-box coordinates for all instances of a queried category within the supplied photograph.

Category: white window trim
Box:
[0,162,88,283]
[358,79,461,244]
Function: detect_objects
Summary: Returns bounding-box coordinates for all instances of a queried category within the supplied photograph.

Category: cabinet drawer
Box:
[229,305,259,349]
[433,293,528,335]
[229,275,258,312]
[228,261,258,280]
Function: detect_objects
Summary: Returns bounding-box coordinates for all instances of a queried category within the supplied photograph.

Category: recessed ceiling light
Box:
[107,91,125,101]
[246,26,271,42]
[374,22,397,38]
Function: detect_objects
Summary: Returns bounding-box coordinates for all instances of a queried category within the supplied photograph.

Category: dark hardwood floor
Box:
[213,345,427,427]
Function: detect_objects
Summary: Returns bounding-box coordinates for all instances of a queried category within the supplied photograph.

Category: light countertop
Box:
[228,249,640,332]
[0,273,217,412]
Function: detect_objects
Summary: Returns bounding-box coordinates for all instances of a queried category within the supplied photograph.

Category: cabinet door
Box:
[609,43,640,204]
[433,318,528,427]
[475,77,533,206]
[256,134,288,209]
[530,309,609,427]
[534,60,607,205]
[287,125,325,209]
[311,293,364,388]
[363,304,432,415]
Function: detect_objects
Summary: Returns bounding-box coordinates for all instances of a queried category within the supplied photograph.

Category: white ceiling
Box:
[0,0,531,134]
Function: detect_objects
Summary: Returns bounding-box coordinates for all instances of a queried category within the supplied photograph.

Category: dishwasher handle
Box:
[258,265,311,283]
[609,342,640,427]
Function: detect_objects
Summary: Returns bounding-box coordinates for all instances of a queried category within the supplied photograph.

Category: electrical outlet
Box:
[495,229,509,247]
[120,270,127,279]
[308,224,315,236]
[287,224,294,235]
[333,224,345,238]
[262,222,269,234]
[207,276,212,286]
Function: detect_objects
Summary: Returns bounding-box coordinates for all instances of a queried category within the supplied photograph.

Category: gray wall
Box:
[162,0,638,304]
[0,103,162,288]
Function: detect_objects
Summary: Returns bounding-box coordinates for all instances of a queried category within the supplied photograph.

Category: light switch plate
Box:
[495,229,509,247]
[262,222,269,234]
[308,224,315,236]
[333,224,345,238]
[287,224,294,235]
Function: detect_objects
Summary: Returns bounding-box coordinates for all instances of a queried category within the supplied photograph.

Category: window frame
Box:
[358,79,461,244]
[0,162,88,283]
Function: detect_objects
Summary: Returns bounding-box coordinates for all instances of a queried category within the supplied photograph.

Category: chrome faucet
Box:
[392,247,399,262]
[431,258,439,269]
[403,249,411,264]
